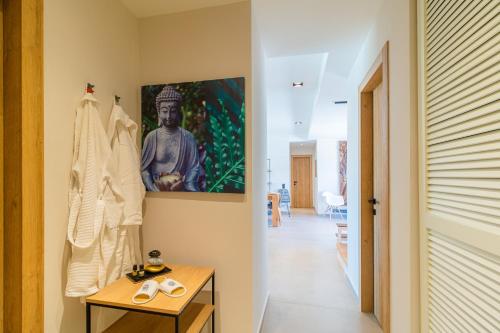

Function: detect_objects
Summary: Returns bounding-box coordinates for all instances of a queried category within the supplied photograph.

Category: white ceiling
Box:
[291,141,316,148]
[266,53,327,140]
[259,0,383,143]
[267,54,349,142]
[120,0,246,18]
[309,69,349,139]
[254,0,383,76]
[290,141,316,152]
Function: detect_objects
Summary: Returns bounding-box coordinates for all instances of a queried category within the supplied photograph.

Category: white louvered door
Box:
[418,0,500,332]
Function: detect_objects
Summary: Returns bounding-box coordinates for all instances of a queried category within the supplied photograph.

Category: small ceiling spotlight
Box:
[292,82,304,88]
[294,121,303,125]
[334,100,348,104]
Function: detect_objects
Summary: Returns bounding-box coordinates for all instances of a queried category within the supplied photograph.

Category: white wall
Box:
[251,9,270,330]
[44,0,141,332]
[267,134,291,192]
[346,0,418,332]
[316,139,342,214]
[45,2,267,333]
[138,3,260,333]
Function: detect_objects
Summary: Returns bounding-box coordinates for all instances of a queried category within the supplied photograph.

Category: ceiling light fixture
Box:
[294,121,303,125]
[292,82,304,88]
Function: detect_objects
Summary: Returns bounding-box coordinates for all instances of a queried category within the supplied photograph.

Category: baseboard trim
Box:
[257,292,270,333]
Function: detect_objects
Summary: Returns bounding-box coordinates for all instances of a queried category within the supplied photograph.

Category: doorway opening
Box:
[359,42,390,332]
[261,50,382,331]
[290,141,315,209]
[290,154,313,208]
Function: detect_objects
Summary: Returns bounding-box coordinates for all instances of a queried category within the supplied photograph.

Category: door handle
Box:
[368,197,378,205]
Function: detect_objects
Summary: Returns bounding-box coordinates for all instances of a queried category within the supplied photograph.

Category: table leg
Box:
[212,274,215,333]
[175,316,179,333]
[86,303,91,333]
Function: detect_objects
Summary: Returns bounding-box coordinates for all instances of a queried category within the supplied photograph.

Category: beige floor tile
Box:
[261,209,382,333]
[261,300,382,333]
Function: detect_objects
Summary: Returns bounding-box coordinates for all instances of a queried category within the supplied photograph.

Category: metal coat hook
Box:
[86,83,95,94]
[114,95,121,105]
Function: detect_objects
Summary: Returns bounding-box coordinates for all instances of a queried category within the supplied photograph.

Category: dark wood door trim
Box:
[3,0,44,331]
[359,42,390,332]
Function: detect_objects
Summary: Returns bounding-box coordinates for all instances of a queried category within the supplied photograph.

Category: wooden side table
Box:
[85,264,215,333]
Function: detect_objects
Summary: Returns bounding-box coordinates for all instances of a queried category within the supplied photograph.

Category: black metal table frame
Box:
[86,273,215,333]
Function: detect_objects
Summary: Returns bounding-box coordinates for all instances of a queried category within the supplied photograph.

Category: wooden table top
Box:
[86,263,214,315]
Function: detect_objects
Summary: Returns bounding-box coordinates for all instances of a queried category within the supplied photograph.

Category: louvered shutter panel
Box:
[419,0,500,331]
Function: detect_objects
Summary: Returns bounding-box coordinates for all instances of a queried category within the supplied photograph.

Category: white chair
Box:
[322,192,346,220]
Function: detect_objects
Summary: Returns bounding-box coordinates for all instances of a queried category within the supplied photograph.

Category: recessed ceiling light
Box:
[292,82,304,88]
[333,100,348,104]
[294,121,303,125]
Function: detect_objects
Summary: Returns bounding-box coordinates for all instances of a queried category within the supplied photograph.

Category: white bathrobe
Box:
[65,93,124,297]
[106,102,145,282]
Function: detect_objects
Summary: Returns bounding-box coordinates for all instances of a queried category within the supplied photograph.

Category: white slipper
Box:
[131,280,160,304]
[159,278,187,298]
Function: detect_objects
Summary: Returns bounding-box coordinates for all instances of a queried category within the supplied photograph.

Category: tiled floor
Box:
[260,209,382,333]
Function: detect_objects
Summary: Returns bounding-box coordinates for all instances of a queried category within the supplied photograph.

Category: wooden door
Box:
[291,155,312,208]
[419,0,500,331]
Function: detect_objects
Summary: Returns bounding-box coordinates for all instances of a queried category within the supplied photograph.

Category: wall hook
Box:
[86,83,95,94]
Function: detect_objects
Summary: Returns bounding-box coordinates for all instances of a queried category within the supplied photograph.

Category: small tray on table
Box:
[126,266,172,283]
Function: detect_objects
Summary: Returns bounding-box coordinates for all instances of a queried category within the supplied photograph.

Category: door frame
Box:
[290,154,313,208]
[359,42,390,332]
[0,1,4,330]
[3,0,44,331]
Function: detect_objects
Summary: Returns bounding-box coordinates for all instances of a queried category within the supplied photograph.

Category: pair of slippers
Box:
[132,278,187,304]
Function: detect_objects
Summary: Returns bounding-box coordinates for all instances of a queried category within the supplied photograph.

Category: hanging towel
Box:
[106,102,145,281]
[65,93,124,297]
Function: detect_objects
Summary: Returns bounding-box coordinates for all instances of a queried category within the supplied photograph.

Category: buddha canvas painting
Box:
[141,77,245,193]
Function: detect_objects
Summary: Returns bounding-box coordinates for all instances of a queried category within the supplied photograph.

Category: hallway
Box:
[261,209,381,333]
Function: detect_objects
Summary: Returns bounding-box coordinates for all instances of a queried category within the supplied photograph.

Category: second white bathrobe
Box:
[65,93,124,297]
[107,102,145,281]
